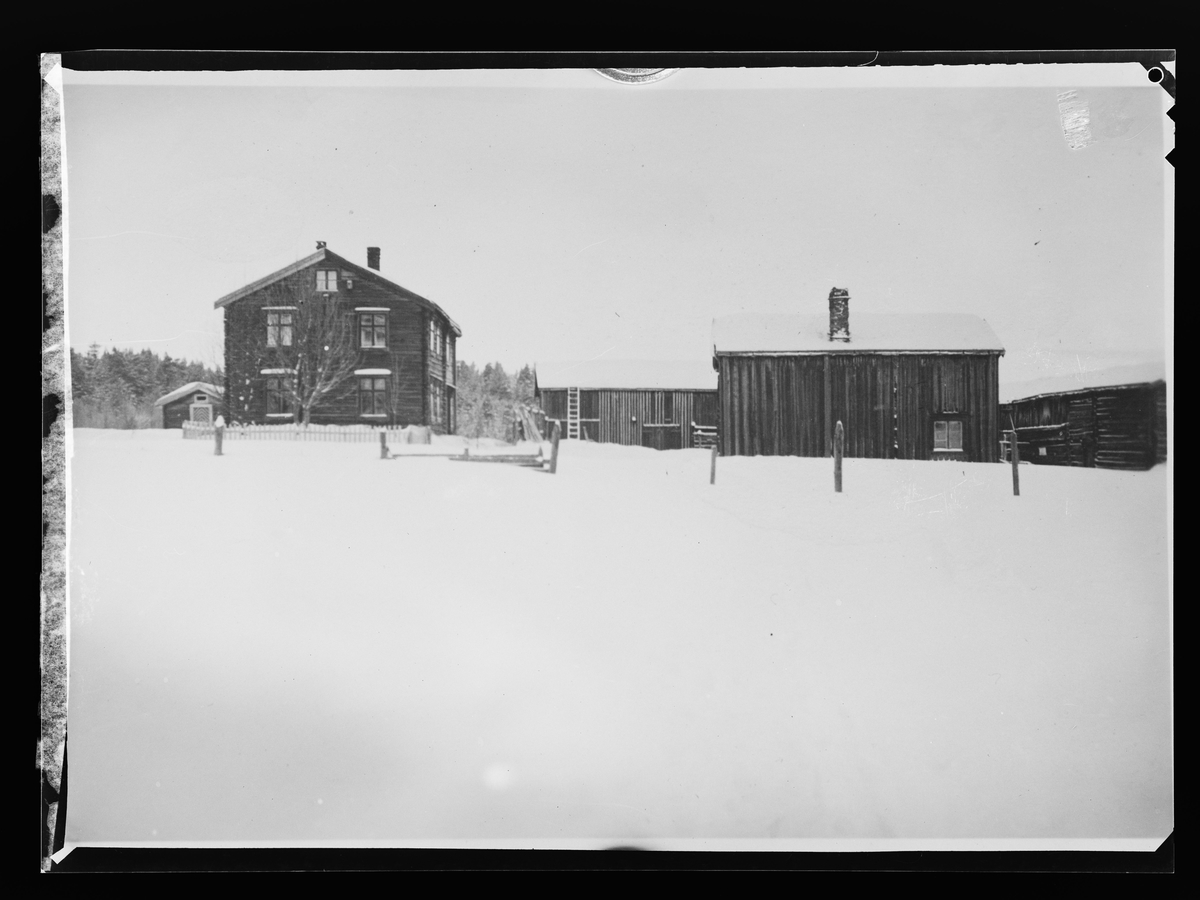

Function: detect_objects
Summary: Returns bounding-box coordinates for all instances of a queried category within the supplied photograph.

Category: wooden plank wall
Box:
[718,353,1000,462]
[537,389,719,448]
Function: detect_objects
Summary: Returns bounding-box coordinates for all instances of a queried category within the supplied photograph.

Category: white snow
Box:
[712,313,1005,354]
[535,359,718,392]
[64,429,1171,849]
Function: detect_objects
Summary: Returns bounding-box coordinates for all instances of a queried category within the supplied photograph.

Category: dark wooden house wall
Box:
[222,268,456,431]
[1001,381,1166,470]
[717,352,1001,462]
[538,389,719,449]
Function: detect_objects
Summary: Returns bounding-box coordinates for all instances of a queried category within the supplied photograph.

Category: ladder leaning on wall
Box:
[566,386,581,439]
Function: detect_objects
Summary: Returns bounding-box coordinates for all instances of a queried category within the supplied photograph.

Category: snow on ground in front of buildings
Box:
[63,429,1171,847]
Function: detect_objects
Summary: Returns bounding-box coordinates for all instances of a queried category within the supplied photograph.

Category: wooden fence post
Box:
[380,430,388,460]
[214,423,224,456]
[549,420,561,474]
[1010,429,1020,496]
[834,420,844,492]
[710,444,717,485]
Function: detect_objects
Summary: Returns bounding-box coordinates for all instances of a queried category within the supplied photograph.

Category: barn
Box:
[712,288,1005,462]
[216,243,461,431]
[534,360,719,450]
[153,382,223,429]
[999,364,1168,470]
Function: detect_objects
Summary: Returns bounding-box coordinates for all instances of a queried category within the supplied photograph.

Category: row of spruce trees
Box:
[70,346,223,429]
[70,346,541,441]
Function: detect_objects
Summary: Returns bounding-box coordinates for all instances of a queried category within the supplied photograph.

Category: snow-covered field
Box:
[64,428,1172,849]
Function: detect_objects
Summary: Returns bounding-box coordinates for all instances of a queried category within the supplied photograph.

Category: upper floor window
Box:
[266,311,293,348]
[359,313,387,349]
[428,319,443,357]
[316,270,338,292]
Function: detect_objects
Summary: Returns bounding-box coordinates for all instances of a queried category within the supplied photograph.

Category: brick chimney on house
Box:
[828,287,850,342]
[367,247,381,271]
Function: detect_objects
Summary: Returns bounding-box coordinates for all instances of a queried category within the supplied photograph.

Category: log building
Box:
[999,366,1167,470]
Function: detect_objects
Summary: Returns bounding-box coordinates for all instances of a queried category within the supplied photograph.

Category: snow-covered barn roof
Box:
[213,248,462,337]
[153,382,222,408]
[712,313,1005,355]
[535,360,718,392]
[999,362,1166,405]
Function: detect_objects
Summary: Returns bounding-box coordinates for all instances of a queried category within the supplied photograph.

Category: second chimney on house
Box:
[367,247,381,271]
[828,287,850,342]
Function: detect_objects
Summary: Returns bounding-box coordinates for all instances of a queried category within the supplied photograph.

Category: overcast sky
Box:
[61,65,1172,386]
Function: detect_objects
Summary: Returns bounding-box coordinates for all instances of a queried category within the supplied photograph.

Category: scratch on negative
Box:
[1057,90,1094,151]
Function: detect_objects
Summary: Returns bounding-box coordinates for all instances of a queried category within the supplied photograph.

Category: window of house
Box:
[266,311,293,348]
[428,319,444,358]
[934,419,963,452]
[429,380,444,425]
[266,377,293,416]
[194,394,207,402]
[359,313,387,349]
[447,338,455,383]
[316,270,337,292]
[359,377,388,416]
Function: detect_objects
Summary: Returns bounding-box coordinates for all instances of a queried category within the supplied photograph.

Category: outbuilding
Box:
[535,360,719,450]
[999,364,1167,469]
[153,382,223,429]
[712,288,1005,461]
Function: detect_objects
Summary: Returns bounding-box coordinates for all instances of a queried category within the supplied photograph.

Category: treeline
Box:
[70,346,222,428]
[456,361,536,442]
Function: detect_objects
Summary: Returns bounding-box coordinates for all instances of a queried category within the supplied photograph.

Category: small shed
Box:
[999,364,1167,470]
[154,382,223,429]
[535,360,719,450]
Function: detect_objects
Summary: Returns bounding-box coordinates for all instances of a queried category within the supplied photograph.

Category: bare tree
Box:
[260,274,359,426]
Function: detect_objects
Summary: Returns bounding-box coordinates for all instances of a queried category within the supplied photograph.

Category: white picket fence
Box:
[182,421,433,444]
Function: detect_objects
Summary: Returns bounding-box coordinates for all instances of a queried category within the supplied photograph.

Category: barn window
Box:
[266,311,293,348]
[194,394,207,402]
[359,313,387,349]
[266,378,293,416]
[933,419,963,452]
[315,270,337,292]
[359,377,388,416]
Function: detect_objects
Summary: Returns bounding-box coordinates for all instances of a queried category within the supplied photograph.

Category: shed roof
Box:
[213,248,462,337]
[712,313,1005,354]
[535,359,718,392]
[999,362,1167,404]
[154,382,222,408]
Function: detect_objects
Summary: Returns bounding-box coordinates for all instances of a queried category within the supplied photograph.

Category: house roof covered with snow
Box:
[213,248,462,337]
[999,362,1167,405]
[712,313,1005,355]
[153,382,222,408]
[535,360,718,392]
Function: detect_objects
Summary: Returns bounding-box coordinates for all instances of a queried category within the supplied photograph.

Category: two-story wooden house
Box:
[216,244,461,431]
